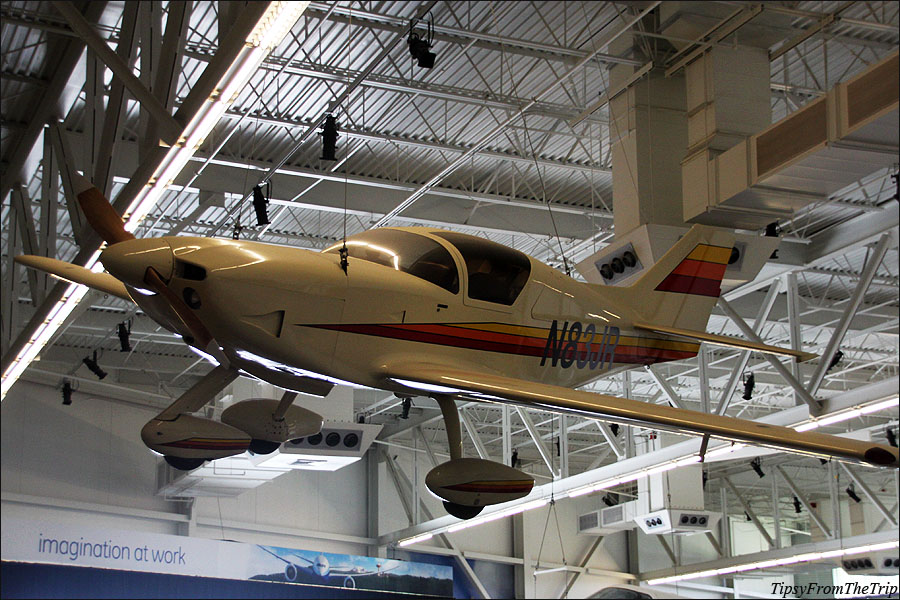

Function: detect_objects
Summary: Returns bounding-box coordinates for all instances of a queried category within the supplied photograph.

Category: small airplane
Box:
[14,169,899,520]
[257,546,399,588]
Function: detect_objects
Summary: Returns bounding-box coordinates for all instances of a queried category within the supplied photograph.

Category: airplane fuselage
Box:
[104,228,699,396]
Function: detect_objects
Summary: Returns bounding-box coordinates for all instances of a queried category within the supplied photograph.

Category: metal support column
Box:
[460,407,491,461]
[722,476,775,549]
[718,298,820,412]
[715,279,782,415]
[806,234,892,396]
[559,415,569,479]
[784,273,803,407]
[839,463,898,526]
[698,344,711,413]
[645,365,685,409]
[515,406,557,477]
[772,470,782,548]
[775,465,832,538]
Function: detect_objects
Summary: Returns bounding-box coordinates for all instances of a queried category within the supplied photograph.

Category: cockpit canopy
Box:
[433,231,531,305]
[324,229,459,293]
[323,228,531,305]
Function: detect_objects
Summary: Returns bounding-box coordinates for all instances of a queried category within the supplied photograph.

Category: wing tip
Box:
[865,446,900,468]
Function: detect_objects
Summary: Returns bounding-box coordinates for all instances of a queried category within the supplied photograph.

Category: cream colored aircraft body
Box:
[16,173,899,519]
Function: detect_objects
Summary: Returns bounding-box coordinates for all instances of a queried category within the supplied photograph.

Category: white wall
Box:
[1,379,370,556]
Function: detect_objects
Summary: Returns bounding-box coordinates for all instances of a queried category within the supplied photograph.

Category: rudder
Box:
[610,225,735,332]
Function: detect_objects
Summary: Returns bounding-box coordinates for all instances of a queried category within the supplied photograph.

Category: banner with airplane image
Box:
[2,518,451,596]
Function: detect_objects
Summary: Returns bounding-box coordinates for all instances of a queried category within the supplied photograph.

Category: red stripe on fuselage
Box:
[309,323,697,365]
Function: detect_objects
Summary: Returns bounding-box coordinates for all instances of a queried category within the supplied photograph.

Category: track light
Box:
[750,457,765,478]
[793,496,802,514]
[826,350,844,373]
[511,448,519,468]
[610,423,620,437]
[886,428,897,448]
[745,512,752,522]
[82,350,107,380]
[742,372,755,401]
[320,115,338,161]
[252,183,270,226]
[602,493,619,507]
[765,222,779,259]
[117,321,131,352]
[61,380,73,405]
[401,397,411,419]
[407,19,435,68]
[846,484,862,503]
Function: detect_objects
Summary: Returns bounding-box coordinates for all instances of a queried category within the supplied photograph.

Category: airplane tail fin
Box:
[608,224,736,332]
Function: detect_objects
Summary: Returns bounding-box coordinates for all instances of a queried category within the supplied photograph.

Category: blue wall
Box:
[1,561,418,599]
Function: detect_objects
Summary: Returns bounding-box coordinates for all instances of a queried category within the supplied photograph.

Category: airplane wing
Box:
[15,255,132,302]
[385,364,899,468]
[633,322,817,363]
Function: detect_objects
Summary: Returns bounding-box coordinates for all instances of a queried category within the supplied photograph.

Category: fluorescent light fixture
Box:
[646,539,900,585]
[124,3,308,233]
[1,249,102,400]
[1,4,309,400]
[568,453,707,499]
[792,396,898,433]
[398,532,433,547]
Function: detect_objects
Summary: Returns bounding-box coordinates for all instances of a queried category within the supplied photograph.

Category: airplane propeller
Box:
[72,171,228,366]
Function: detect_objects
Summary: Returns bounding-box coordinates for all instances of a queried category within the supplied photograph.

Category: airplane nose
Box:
[99,238,174,288]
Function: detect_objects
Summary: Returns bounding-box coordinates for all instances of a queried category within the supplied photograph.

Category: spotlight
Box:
[886,428,897,448]
[765,222,780,259]
[750,457,765,478]
[407,19,435,69]
[511,449,519,468]
[252,183,270,226]
[819,458,828,465]
[117,321,131,352]
[61,380,73,405]
[826,350,843,373]
[744,512,752,522]
[793,496,802,514]
[602,493,619,507]
[320,114,338,161]
[610,423,620,437]
[742,372,755,401]
[82,350,107,380]
[400,398,411,420]
[846,484,862,503]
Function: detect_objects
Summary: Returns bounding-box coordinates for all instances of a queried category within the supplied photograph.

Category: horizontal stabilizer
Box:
[633,322,817,363]
[15,255,132,302]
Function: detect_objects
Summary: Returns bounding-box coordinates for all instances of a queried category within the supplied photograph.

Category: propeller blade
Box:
[143,267,228,366]
[72,172,135,245]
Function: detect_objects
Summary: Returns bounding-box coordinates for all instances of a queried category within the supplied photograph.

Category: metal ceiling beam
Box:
[1,1,107,202]
[216,111,609,175]
[372,2,662,228]
[51,1,181,145]
[304,2,642,66]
